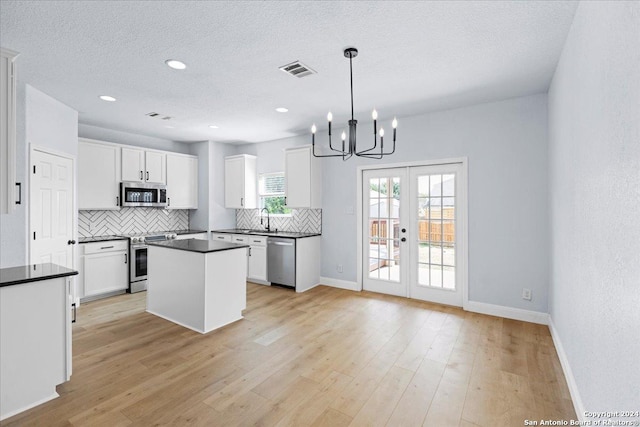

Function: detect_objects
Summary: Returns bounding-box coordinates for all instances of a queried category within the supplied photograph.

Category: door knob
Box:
[401,237,406,242]
[401,228,406,233]
[67,240,76,245]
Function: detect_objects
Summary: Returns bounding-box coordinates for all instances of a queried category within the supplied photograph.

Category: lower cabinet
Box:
[231,234,268,283]
[79,240,129,300]
[247,236,268,282]
[211,233,232,242]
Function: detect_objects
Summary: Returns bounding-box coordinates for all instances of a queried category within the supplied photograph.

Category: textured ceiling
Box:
[0,1,578,144]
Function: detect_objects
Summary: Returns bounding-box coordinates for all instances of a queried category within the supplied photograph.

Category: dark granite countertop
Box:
[147,239,249,254]
[79,235,128,243]
[0,263,78,288]
[212,229,321,239]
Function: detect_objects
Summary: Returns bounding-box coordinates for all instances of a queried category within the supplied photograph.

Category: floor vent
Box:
[279,61,316,78]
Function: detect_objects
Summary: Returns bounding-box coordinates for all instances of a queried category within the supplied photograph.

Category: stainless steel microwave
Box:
[120,182,167,207]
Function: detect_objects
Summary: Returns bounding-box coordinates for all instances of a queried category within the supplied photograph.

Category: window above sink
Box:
[259,172,291,217]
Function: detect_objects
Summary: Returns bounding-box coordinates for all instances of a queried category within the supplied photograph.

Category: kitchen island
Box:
[0,263,77,421]
[146,239,249,334]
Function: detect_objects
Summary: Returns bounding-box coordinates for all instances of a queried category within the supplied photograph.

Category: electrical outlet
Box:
[522,288,532,301]
[337,264,343,273]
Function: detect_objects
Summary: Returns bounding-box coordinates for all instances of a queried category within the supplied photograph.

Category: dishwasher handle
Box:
[269,241,294,246]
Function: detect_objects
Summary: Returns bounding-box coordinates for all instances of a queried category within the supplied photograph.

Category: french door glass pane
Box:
[368,176,401,283]
[416,173,456,290]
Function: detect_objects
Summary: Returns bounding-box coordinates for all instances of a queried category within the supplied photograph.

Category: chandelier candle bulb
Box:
[372,110,378,134]
[327,112,332,136]
[392,118,397,141]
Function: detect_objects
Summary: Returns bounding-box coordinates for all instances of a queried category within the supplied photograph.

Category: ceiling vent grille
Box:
[279,61,316,78]
[146,112,172,120]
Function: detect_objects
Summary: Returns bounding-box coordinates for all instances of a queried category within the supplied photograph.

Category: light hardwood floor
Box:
[2,283,576,426]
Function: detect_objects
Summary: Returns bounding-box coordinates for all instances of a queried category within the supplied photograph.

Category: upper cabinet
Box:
[285,146,322,208]
[225,154,257,209]
[122,147,166,184]
[1,48,19,214]
[78,139,121,210]
[166,153,198,209]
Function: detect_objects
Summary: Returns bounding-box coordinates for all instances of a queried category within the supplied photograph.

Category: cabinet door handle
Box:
[124,253,128,264]
[67,240,76,245]
[240,197,244,207]
[140,171,143,180]
[100,245,114,249]
[72,303,77,323]
[146,171,149,180]
[116,196,119,206]
[168,197,171,207]
[249,247,252,256]
[284,196,287,206]
[15,182,21,205]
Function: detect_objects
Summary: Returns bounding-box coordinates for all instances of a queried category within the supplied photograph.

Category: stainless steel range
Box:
[126,232,178,293]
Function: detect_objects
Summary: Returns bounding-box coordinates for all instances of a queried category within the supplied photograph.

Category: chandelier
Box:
[311,47,397,161]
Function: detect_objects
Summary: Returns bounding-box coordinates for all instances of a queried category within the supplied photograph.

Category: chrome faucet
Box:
[260,207,271,232]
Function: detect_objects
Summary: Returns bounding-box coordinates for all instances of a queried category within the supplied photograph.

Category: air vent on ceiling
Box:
[279,61,316,78]
[146,112,172,120]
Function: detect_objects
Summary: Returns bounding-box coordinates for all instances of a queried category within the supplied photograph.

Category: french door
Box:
[362,163,465,307]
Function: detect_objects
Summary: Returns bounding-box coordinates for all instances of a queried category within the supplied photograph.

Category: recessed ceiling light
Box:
[165,59,187,70]
[99,95,116,102]
[208,125,219,129]
[275,107,288,113]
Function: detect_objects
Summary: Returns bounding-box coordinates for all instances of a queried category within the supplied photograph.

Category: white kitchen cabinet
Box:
[231,234,267,283]
[122,147,166,184]
[1,48,19,214]
[78,139,121,210]
[79,240,129,300]
[225,154,257,209]
[247,235,268,282]
[211,233,232,242]
[166,153,198,209]
[285,146,322,208]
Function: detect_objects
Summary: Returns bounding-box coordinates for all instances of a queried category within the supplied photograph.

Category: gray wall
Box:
[1,84,78,268]
[78,123,191,154]
[189,140,237,232]
[548,1,640,414]
[236,93,550,312]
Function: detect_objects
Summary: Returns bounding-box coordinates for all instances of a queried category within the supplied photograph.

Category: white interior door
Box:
[30,149,75,268]
[362,168,409,296]
[361,162,466,307]
[409,164,464,306]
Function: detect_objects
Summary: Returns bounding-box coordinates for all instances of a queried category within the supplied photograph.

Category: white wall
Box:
[548,1,640,416]
[189,140,236,232]
[78,123,191,154]
[236,93,549,312]
[1,85,78,268]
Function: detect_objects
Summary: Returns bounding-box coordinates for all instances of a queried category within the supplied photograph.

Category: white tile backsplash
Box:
[79,208,189,237]
[236,209,321,233]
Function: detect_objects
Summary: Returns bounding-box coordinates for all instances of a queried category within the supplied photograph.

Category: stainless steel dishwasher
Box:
[267,237,296,288]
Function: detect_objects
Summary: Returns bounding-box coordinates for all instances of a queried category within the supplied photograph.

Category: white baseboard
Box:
[0,392,59,421]
[319,276,360,292]
[464,300,549,325]
[548,317,585,421]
